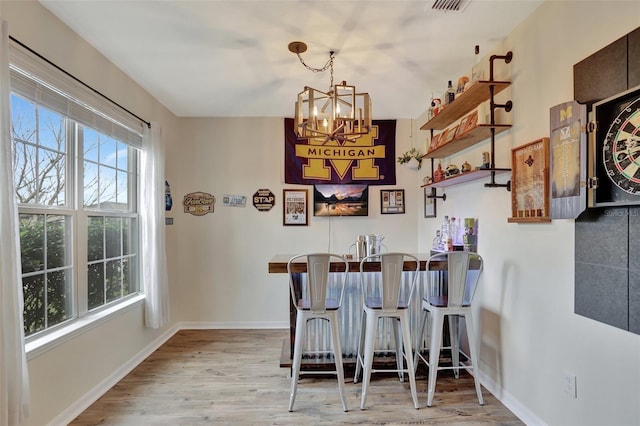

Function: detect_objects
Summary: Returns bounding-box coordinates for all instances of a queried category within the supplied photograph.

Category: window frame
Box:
[9,40,146,351]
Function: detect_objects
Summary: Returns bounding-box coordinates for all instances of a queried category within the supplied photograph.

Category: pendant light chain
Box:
[294,51,335,90]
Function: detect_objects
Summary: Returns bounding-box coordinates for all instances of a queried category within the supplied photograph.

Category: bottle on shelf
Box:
[449,217,459,246]
[471,44,484,83]
[440,215,450,251]
[445,80,455,105]
[432,229,442,250]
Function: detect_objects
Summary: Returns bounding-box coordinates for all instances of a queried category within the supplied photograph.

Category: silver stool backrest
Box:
[287,253,348,313]
[360,252,419,312]
[427,251,483,307]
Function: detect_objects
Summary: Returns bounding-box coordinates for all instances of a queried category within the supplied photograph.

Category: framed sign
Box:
[380,189,405,214]
[222,194,246,207]
[283,189,308,226]
[424,188,437,218]
[549,100,587,219]
[508,137,551,223]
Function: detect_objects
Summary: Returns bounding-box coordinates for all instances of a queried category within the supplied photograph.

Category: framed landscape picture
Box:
[313,184,368,217]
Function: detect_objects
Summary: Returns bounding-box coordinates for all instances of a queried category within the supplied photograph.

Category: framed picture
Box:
[380,189,405,214]
[463,110,478,133]
[283,189,308,226]
[445,125,458,144]
[456,116,469,138]
[424,188,437,218]
[508,137,551,223]
[313,184,368,216]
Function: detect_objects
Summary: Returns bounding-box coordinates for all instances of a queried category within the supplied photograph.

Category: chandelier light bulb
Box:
[313,105,318,116]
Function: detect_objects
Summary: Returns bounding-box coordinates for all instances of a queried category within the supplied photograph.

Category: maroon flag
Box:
[284,118,396,185]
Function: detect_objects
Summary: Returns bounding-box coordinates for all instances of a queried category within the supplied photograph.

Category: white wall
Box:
[3,1,640,425]
[416,2,640,425]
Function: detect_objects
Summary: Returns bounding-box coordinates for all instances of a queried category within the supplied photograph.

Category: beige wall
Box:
[2,2,183,425]
[2,1,640,425]
[167,116,422,325]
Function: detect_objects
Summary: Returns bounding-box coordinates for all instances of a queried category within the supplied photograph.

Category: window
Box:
[9,43,144,339]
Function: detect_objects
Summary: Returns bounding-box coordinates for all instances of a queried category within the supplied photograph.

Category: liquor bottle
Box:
[445,81,455,105]
[471,45,484,83]
[432,230,442,250]
[440,215,450,251]
[449,217,459,246]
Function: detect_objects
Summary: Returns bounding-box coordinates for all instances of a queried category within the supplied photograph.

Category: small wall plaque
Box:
[183,192,215,216]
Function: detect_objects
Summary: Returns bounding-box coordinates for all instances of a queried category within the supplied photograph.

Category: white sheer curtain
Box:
[0,20,30,426]
[140,123,170,328]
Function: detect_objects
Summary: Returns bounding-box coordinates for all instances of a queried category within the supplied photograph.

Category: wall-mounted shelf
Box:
[422,124,511,158]
[420,80,511,131]
[422,168,511,189]
[420,51,514,194]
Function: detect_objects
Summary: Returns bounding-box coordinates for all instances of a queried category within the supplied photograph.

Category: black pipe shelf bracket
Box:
[485,51,513,191]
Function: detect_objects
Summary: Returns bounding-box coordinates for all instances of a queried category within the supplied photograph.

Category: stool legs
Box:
[426,311,444,407]
[393,320,404,382]
[423,309,484,407]
[359,311,377,410]
[329,312,348,411]
[399,310,419,409]
[465,311,484,406]
[289,312,307,411]
[358,311,419,410]
[353,310,366,384]
[449,315,460,379]
[289,312,348,412]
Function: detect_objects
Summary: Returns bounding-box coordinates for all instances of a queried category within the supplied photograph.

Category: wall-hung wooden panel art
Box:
[549,100,587,219]
[509,137,551,223]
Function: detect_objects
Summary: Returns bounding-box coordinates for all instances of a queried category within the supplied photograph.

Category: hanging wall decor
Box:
[283,189,308,226]
[508,138,551,223]
[183,191,215,216]
[253,189,275,211]
[222,194,247,207]
[380,189,405,214]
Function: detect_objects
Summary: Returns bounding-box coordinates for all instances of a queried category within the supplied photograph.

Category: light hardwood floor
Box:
[69,329,523,425]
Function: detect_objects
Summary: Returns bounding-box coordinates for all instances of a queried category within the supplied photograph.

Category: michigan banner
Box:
[284,118,396,185]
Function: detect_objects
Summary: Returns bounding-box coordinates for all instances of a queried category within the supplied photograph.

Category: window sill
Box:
[25,294,146,360]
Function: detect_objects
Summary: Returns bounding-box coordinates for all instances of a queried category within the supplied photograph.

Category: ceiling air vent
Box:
[432,0,471,12]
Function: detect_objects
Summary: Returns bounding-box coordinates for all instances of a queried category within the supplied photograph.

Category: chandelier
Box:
[288,41,372,143]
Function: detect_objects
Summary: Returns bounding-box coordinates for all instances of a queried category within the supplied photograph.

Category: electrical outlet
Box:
[563,372,577,398]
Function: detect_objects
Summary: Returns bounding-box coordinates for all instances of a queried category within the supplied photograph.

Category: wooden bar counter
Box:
[268,253,456,274]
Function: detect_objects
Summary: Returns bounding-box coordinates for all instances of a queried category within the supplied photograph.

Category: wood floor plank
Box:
[69,329,523,425]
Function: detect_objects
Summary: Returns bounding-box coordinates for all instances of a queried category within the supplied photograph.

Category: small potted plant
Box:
[397,147,422,170]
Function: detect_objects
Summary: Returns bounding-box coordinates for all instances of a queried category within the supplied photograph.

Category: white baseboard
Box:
[178,321,289,329]
[478,370,547,426]
[47,324,180,426]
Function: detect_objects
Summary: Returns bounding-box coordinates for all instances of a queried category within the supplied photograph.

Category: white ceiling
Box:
[39,0,543,119]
